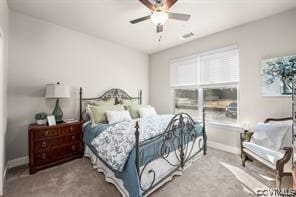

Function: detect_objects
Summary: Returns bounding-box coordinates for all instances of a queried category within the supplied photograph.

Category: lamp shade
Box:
[45,83,70,98]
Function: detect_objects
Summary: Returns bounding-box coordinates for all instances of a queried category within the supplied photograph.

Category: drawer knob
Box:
[44,130,49,136]
[42,153,46,159]
[41,141,47,148]
[71,135,75,140]
[72,145,76,151]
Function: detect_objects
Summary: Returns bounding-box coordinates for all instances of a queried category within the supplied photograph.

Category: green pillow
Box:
[126,104,145,119]
[88,98,115,106]
[121,99,139,106]
[87,104,124,127]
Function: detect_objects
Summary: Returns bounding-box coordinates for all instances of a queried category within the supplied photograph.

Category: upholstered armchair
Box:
[240,118,293,188]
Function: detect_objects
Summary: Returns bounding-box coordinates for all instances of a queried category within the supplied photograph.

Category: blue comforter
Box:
[83,118,203,197]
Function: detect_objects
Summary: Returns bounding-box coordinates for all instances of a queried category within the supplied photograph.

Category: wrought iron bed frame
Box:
[79,88,207,196]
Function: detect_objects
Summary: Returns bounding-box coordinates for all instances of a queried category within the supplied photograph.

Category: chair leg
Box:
[242,154,246,167]
[276,175,282,189]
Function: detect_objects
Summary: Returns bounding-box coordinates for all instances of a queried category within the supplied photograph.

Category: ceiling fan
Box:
[130,0,191,33]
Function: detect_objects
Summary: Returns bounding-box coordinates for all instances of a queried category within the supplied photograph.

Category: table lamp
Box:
[45,82,70,123]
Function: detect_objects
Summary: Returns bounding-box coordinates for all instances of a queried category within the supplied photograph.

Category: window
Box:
[170,46,239,124]
[170,55,198,87]
[199,49,239,84]
[203,87,238,124]
[174,89,198,117]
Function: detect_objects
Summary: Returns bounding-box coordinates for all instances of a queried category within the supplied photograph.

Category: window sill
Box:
[194,118,241,131]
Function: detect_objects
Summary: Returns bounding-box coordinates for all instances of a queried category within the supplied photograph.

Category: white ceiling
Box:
[7,0,296,54]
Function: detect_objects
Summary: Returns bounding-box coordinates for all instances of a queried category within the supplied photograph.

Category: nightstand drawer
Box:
[34,134,81,152]
[58,142,82,158]
[34,128,59,140]
[61,124,81,136]
[64,133,81,143]
[35,139,59,151]
[35,151,55,165]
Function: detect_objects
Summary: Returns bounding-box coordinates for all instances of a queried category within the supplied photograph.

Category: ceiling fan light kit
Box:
[130,0,191,33]
[151,11,169,25]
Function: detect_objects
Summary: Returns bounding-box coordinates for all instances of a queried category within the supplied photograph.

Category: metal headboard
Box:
[79,87,142,121]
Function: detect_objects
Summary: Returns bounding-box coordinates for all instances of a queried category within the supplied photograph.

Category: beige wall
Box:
[7,11,149,161]
[150,9,296,149]
[0,0,8,195]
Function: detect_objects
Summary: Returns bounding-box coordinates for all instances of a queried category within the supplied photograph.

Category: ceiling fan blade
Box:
[156,24,163,33]
[168,12,191,21]
[139,0,155,11]
[130,15,151,24]
[163,0,177,10]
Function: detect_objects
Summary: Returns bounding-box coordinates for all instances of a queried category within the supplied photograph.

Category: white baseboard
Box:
[7,156,29,169]
[0,165,6,197]
[0,156,28,196]
[208,140,240,155]
[3,165,7,181]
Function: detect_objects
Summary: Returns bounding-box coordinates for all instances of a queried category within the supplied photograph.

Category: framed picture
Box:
[261,55,296,96]
[47,115,56,126]
[293,103,296,122]
[293,80,296,101]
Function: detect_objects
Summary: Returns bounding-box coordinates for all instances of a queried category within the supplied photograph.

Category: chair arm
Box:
[276,147,293,176]
[240,131,254,143]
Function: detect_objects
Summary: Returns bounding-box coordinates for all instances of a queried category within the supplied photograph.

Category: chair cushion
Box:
[251,123,289,151]
[243,142,284,165]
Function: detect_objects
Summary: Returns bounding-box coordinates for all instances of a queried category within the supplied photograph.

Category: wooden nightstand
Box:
[29,121,84,174]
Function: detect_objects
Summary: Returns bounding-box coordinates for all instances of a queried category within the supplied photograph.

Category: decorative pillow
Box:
[106,111,132,124]
[138,107,157,118]
[121,99,139,106]
[125,104,144,119]
[269,120,292,149]
[251,123,289,151]
[87,104,124,127]
[88,98,115,106]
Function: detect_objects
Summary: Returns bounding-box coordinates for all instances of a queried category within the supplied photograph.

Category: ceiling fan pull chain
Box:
[158,35,162,42]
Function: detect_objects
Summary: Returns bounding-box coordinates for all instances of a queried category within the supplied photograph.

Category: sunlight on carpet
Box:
[220,162,269,194]
[258,174,275,181]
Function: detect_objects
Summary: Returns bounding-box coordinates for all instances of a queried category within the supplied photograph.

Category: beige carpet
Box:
[4,148,291,197]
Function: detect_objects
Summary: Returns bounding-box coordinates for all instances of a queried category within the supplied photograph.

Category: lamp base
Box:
[53,98,63,122]
[56,120,64,124]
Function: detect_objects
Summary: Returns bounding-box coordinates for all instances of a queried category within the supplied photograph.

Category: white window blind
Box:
[199,48,239,85]
[170,55,198,87]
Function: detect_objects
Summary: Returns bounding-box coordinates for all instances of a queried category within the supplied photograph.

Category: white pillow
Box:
[106,111,132,124]
[251,122,289,151]
[138,107,157,118]
[269,120,292,148]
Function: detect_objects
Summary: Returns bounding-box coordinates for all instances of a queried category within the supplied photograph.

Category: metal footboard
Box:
[135,109,206,195]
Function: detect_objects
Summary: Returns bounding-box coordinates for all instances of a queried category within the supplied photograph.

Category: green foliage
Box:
[35,112,47,120]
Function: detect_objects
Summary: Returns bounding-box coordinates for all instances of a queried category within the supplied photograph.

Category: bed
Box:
[79,88,207,197]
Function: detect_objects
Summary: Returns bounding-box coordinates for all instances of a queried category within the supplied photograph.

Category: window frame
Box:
[170,45,240,125]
